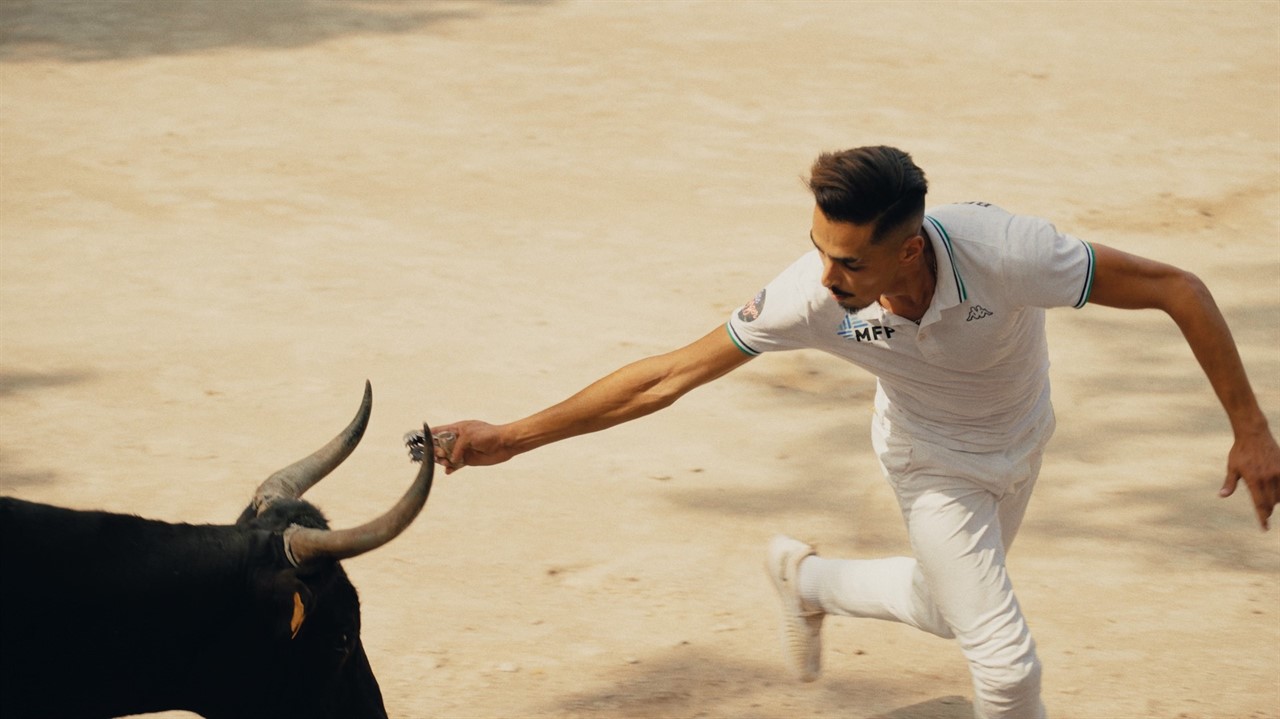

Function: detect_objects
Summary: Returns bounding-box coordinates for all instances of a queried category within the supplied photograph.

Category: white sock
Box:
[797,555,827,609]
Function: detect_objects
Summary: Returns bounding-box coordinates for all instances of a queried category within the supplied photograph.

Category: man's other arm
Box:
[1086,243,1279,530]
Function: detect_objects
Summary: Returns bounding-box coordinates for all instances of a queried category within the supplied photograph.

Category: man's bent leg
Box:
[900,482,1045,719]
[800,555,954,638]
[797,428,1045,643]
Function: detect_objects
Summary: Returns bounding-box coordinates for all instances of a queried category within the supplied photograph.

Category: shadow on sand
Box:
[0,0,553,63]
[0,369,94,491]
[543,642,972,719]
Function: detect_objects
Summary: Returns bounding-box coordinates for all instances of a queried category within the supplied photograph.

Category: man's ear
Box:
[898,233,926,265]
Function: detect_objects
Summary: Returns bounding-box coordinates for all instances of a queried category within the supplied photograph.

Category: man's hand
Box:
[428,420,516,475]
[1219,430,1280,531]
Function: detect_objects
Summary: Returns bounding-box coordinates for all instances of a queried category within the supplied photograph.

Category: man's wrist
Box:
[1231,413,1272,441]
[500,421,540,457]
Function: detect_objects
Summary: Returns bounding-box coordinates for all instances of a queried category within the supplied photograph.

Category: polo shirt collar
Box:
[918,214,967,326]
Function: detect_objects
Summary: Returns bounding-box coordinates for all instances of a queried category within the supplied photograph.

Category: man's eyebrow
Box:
[810,231,861,265]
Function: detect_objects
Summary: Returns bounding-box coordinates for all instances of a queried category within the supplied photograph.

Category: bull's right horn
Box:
[282,422,435,568]
[252,381,372,515]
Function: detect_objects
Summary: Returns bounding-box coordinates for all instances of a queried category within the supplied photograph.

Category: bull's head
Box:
[226,381,432,719]
[246,380,434,569]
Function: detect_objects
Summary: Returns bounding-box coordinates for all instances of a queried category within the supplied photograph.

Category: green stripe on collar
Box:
[925,216,967,303]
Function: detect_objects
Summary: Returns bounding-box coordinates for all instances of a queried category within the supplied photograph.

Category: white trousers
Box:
[801,412,1054,719]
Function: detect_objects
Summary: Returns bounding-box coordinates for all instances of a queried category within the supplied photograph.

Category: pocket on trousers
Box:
[872,416,915,479]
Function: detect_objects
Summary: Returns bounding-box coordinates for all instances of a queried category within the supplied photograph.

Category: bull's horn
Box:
[282,422,435,568]
[252,381,372,515]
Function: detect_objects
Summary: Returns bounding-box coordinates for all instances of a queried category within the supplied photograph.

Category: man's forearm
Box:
[1164,272,1270,437]
[500,355,685,456]
[464,326,752,465]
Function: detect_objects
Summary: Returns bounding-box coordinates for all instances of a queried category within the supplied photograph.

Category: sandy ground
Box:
[1,1,1278,717]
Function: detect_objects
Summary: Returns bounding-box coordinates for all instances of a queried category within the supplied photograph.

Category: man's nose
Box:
[819,256,839,288]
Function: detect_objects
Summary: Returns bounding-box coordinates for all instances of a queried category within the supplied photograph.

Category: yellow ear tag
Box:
[290,592,306,639]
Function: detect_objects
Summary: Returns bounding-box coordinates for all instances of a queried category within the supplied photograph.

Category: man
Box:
[428,146,1279,718]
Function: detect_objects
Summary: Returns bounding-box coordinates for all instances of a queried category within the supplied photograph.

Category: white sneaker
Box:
[765,534,824,682]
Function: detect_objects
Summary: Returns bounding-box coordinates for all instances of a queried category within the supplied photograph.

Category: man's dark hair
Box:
[806,146,928,243]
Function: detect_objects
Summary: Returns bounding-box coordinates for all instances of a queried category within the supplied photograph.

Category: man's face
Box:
[809,205,916,312]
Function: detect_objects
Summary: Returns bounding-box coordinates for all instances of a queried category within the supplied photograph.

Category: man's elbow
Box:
[1161,268,1215,315]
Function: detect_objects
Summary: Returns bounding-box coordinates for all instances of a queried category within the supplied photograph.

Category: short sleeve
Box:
[1002,214,1096,309]
[726,252,825,356]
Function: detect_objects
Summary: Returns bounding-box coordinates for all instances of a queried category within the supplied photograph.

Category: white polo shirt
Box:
[726,202,1096,452]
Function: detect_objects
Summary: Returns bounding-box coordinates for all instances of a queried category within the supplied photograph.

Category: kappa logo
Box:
[966,305,993,321]
[737,289,767,323]
[838,314,896,342]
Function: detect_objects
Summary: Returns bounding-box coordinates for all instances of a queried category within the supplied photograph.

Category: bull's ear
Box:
[289,591,306,639]
[274,581,312,641]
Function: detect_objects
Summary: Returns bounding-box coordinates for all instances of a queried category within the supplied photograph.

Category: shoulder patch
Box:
[737,288,767,323]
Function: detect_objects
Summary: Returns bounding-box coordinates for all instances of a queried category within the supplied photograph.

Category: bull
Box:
[0,382,432,718]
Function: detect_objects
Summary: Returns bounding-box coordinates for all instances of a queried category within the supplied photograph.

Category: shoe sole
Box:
[766,535,822,682]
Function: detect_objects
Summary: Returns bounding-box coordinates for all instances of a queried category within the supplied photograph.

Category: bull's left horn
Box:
[282,422,435,568]
[252,381,372,515]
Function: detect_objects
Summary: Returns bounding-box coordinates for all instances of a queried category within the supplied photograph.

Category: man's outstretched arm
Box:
[1086,243,1279,530]
[432,325,754,473]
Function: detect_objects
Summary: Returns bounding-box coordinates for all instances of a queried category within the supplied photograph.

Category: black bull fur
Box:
[0,384,432,718]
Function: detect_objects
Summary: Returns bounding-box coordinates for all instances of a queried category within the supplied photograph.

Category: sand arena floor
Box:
[1,2,1277,717]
